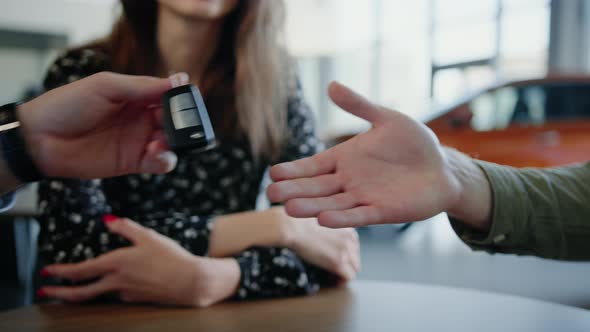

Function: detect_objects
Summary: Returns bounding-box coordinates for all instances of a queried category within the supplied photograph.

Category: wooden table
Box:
[1,281,589,332]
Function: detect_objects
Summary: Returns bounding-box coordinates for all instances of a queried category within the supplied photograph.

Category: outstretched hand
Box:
[267,82,466,228]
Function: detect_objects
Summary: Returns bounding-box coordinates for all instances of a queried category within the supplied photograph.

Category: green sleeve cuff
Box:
[450,160,536,256]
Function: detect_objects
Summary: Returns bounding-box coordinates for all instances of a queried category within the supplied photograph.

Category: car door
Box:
[432,80,590,167]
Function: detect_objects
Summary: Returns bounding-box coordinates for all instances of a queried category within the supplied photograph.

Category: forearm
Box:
[449,155,590,260]
[208,209,293,258]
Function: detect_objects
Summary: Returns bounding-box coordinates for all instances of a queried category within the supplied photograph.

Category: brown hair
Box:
[87,0,292,160]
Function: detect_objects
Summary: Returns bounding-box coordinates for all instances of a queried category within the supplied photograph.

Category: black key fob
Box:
[162,84,216,153]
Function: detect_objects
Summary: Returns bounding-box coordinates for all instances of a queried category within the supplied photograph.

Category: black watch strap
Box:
[0,103,44,183]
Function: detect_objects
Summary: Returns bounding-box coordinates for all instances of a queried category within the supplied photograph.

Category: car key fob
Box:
[162,84,216,153]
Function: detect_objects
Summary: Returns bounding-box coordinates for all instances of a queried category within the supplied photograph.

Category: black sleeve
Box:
[37,176,216,265]
[276,80,324,163]
[232,82,337,300]
[43,48,111,90]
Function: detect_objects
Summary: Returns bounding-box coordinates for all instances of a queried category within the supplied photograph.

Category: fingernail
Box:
[157,151,178,173]
[37,289,47,299]
[102,214,120,224]
[168,72,190,87]
[40,268,51,278]
[141,151,178,174]
[147,103,161,110]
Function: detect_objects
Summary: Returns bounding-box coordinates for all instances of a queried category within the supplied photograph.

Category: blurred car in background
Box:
[426,75,590,167]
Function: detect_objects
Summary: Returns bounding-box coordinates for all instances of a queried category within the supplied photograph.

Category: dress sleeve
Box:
[276,80,324,163]
[43,48,111,90]
[232,82,338,300]
[38,49,115,264]
[39,178,216,265]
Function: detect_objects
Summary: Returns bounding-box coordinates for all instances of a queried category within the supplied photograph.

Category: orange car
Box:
[425,76,590,167]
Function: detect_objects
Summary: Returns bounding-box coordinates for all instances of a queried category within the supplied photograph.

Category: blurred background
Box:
[1,0,589,311]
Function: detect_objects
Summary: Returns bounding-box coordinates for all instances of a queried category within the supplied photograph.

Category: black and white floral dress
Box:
[37,48,335,300]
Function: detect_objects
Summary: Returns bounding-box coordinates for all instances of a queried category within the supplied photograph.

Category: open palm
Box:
[268,82,462,228]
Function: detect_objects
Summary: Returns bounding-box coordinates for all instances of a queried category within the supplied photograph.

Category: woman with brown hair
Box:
[36,0,360,307]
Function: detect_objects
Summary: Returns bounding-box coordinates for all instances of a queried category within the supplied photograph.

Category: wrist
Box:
[267,207,298,248]
[0,102,43,188]
[16,102,45,175]
[0,152,22,192]
[189,256,215,307]
[444,148,493,232]
[190,256,240,307]
[209,209,296,258]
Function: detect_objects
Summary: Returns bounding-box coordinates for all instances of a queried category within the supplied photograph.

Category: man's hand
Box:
[267,82,492,230]
[17,72,187,180]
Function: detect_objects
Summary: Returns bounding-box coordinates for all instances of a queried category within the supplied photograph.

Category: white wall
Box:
[0,49,45,102]
[287,0,431,137]
[549,0,590,73]
[285,0,374,56]
[0,0,117,45]
[0,0,118,102]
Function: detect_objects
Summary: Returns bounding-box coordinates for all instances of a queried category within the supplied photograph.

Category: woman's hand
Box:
[210,207,361,282]
[39,217,240,307]
[287,214,361,282]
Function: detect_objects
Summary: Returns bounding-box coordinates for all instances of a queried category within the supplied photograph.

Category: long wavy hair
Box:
[87,0,292,160]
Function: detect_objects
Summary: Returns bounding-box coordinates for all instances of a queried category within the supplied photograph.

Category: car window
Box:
[470,86,517,131]
[469,82,590,131]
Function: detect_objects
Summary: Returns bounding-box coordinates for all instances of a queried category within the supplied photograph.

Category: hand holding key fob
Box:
[162,84,216,153]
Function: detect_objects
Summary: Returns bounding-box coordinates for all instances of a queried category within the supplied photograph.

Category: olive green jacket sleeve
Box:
[451,161,590,261]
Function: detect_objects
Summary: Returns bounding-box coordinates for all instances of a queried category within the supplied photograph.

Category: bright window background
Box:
[0,0,550,139]
[431,0,550,108]
[286,0,431,138]
[0,0,117,103]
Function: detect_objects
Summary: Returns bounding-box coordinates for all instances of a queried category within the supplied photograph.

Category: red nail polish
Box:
[40,268,51,278]
[37,289,47,299]
[102,214,120,224]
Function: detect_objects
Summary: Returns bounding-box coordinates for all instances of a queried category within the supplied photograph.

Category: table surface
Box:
[1,281,589,332]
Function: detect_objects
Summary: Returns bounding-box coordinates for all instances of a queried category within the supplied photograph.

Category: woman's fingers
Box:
[336,249,357,282]
[43,252,119,282]
[105,217,157,245]
[347,229,361,273]
[40,276,118,303]
[341,229,361,281]
[285,192,358,218]
[267,174,342,202]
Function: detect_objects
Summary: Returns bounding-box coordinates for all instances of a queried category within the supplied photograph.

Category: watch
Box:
[0,102,44,182]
